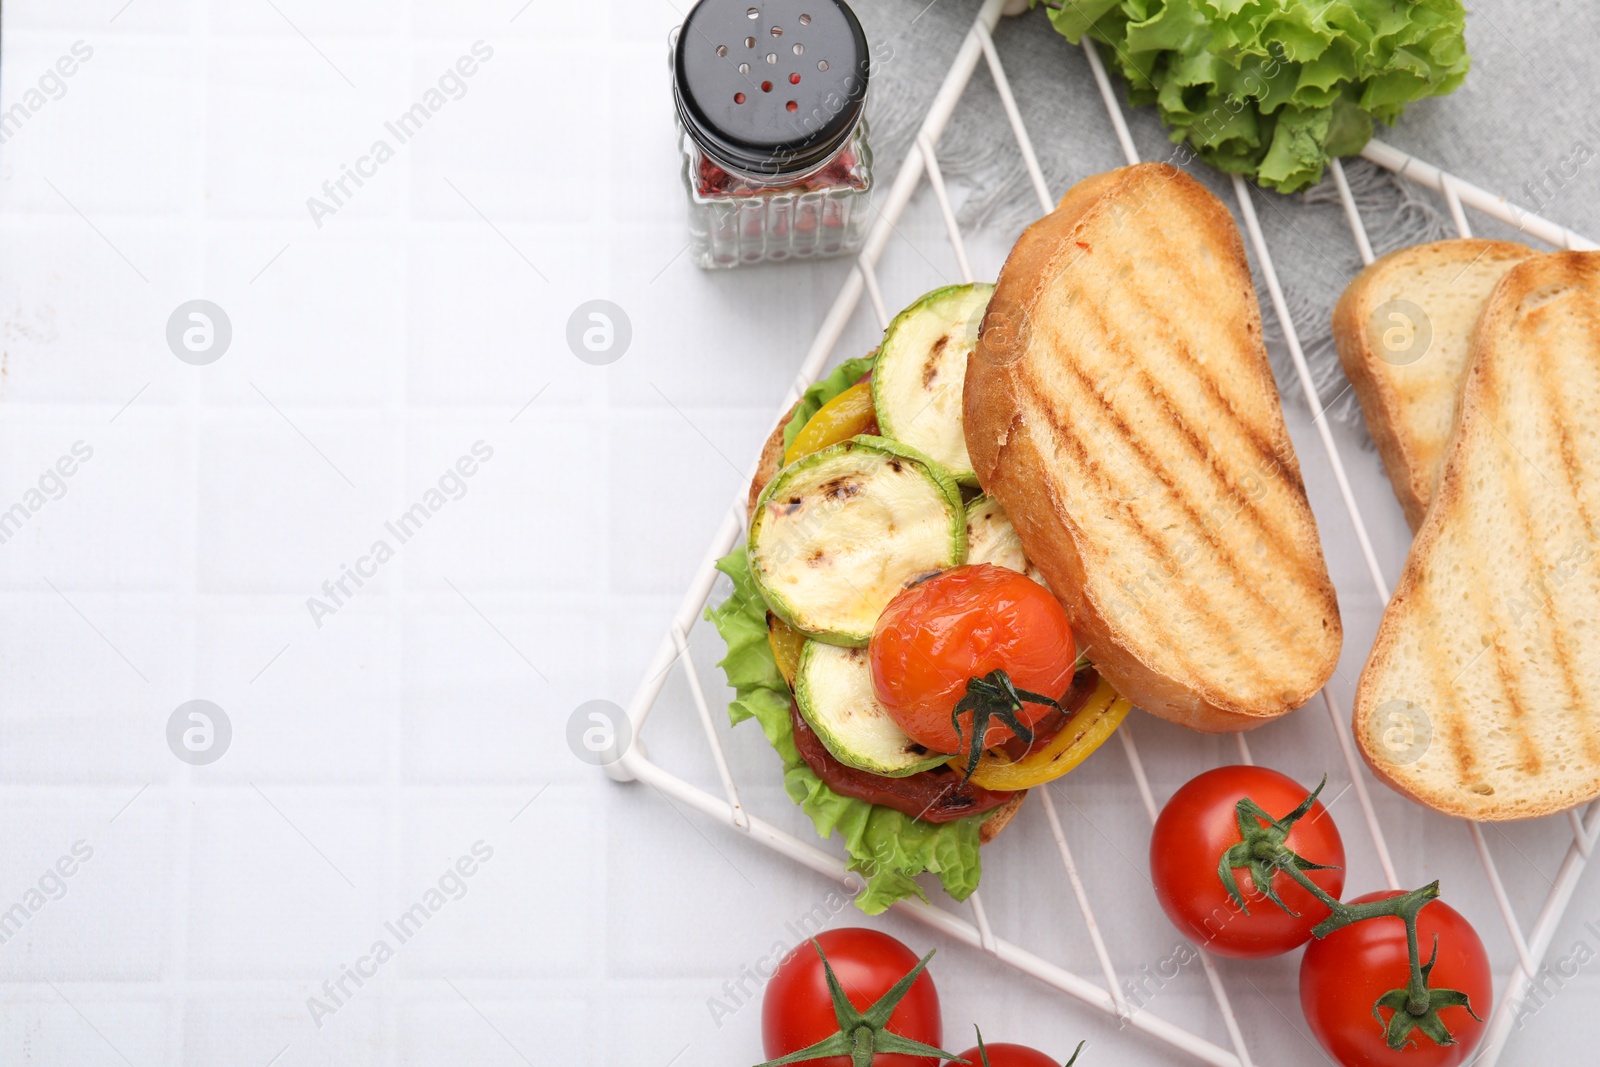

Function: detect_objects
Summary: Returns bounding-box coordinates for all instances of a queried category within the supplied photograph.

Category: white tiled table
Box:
[1,2,1597,1065]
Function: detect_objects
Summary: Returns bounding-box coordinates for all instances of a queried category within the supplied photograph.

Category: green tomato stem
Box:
[951,669,1063,780]
[1217,780,1472,1050]
[750,941,967,1067]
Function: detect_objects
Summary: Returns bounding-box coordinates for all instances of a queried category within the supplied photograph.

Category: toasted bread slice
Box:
[1333,239,1537,529]
[964,163,1342,733]
[1354,252,1600,820]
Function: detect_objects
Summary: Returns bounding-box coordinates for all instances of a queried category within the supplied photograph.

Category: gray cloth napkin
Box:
[851,0,1600,431]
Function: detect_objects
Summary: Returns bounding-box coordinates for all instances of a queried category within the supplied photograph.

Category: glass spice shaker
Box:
[671,0,873,269]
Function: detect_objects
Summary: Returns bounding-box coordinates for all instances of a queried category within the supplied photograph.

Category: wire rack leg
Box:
[1478,802,1600,1064]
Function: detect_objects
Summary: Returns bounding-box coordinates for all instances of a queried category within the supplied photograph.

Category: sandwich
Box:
[965,163,1342,733]
[709,163,1341,912]
[1333,239,1536,530]
[1353,252,1600,820]
[712,288,1129,914]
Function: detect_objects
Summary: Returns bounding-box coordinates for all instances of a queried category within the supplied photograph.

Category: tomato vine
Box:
[1219,777,1481,1050]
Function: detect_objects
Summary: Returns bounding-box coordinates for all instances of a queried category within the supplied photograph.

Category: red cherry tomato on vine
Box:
[1150,766,1346,958]
[948,1042,1067,1067]
[1300,891,1490,1067]
[762,928,943,1067]
[870,564,1075,757]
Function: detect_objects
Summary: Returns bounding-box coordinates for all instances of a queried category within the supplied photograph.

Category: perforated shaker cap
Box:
[673,0,869,179]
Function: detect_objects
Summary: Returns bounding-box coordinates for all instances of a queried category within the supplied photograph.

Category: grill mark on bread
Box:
[1079,289,1309,564]
[1196,350,1305,502]
[1120,210,1328,627]
[1512,284,1600,770]
[1551,405,1600,545]
[1529,305,1600,766]
[1132,362,1307,571]
[1048,357,1321,654]
[1489,632,1543,776]
[1074,212,1321,577]
[1469,322,1552,776]
[1545,614,1600,766]
[1196,359,1307,498]
[1410,580,1481,785]
[1123,248,1296,481]
[1022,400,1197,670]
[1545,304,1600,547]
[1027,365,1303,676]
[1117,365,1322,627]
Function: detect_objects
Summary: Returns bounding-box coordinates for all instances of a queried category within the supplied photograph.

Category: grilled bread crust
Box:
[749,400,800,517]
[964,163,1342,733]
[749,410,1027,841]
[978,791,1025,842]
[1354,252,1600,820]
[1333,239,1536,530]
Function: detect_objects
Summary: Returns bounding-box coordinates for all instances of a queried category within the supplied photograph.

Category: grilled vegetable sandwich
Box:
[712,292,1129,913]
[711,163,1342,911]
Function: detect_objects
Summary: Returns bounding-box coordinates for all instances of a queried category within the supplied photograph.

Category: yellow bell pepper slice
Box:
[785,380,876,465]
[951,676,1130,790]
[767,614,807,690]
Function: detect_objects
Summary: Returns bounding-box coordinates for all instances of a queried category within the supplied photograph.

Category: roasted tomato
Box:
[957,671,1129,791]
[869,564,1075,766]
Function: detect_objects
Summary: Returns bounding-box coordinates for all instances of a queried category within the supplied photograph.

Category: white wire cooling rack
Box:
[608,1,1600,1063]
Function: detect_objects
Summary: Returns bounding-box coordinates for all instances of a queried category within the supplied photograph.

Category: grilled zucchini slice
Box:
[749,435,965,646]
[795,641,950,776]
[872,283,993,485]
[965,494,1050,589]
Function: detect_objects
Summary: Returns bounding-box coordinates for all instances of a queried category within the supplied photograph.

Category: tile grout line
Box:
[598,2,624,1061]
[386,7,416,1063]
[168,0,213,1062]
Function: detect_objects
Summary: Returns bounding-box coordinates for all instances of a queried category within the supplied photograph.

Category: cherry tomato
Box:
[870,564,1075,757]
[1300,892,1490,1067]
[947,1042,1061,1067]
[762,928,942,1067]
[1150,766,1345,958]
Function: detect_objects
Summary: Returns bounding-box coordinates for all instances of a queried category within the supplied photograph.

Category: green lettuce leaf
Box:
[706,545,986,914]
[706,354,987,914]
[1038,0,1469,192]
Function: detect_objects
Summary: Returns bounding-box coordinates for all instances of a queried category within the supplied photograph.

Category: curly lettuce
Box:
[704,356,987,914]
[1040,0,1470,192]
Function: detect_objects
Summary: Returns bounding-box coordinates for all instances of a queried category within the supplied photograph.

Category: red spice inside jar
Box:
[695,147,862,199]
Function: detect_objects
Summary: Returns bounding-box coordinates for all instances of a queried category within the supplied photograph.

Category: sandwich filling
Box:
[710,292,1131,913]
